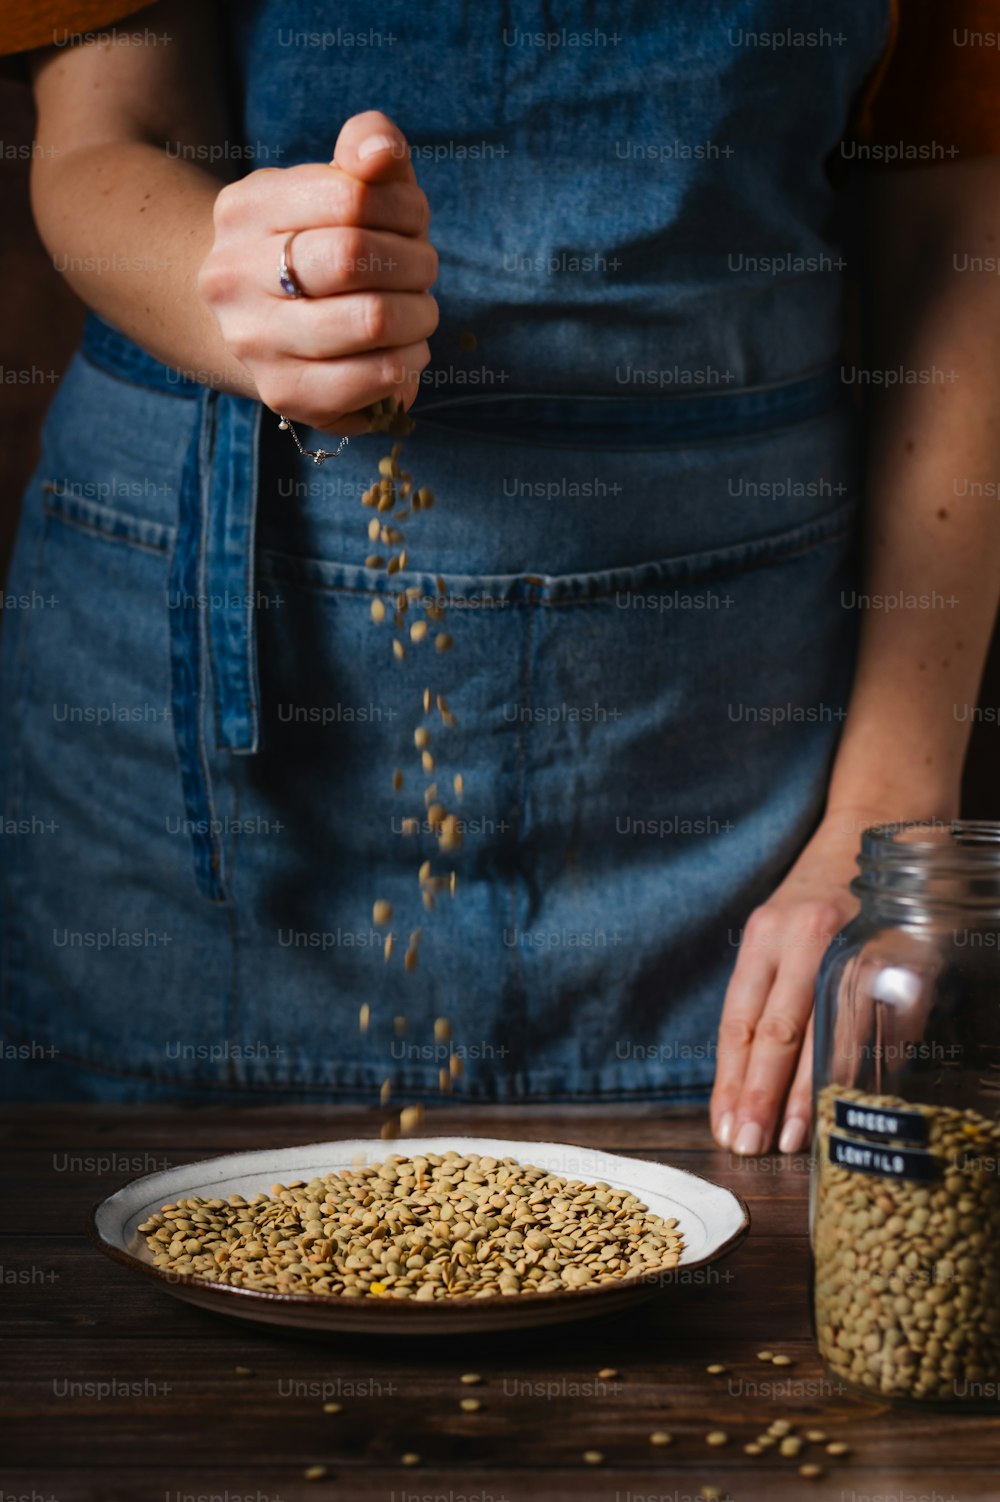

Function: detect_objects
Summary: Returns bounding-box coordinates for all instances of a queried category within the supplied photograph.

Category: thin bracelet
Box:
[276,414,349,466]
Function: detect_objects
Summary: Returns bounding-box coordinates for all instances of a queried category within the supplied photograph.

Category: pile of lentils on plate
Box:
[137,1151,686,1299]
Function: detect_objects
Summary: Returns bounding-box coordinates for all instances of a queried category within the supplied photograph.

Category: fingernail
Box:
[779,1117,808,1155]
[715,1112,734,1148]
[358,133,398,161]
[733,1121,764,1156]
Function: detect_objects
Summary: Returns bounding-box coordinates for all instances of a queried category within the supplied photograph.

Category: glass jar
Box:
[810,821,1000,1405]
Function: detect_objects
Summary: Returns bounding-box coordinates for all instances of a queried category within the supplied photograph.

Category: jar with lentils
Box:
[810,821,1000,1406]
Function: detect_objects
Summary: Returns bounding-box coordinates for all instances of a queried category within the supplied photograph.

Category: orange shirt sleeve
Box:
[858,0,1000,161]
[0,1,156,59]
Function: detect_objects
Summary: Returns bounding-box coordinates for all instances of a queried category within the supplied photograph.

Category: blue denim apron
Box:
[0,0,889,1101]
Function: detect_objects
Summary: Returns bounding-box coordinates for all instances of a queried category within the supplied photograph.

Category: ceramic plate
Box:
[90,1137,750,1334]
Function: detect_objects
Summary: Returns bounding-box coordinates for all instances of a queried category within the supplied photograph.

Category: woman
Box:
[1,1,998,1153]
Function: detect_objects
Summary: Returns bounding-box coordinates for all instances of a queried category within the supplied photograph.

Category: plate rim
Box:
[87,1135,751,1318]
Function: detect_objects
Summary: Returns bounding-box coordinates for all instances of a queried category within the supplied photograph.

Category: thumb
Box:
[333,110,415,184]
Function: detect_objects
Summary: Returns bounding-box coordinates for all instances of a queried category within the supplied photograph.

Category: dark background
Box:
[2,78,998,814]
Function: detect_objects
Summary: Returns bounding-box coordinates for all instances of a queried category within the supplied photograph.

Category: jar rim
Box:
[861,820,1000,869]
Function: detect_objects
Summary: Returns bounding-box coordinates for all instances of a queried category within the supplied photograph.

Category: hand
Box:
[709,808,877,1157]
[198,110,439,434]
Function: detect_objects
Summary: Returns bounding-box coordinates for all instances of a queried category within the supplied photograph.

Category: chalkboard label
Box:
[833,1097,930,1145]
[828,1132,940,1181]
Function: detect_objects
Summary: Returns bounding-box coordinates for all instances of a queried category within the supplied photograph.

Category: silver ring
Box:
[278,232,306,298]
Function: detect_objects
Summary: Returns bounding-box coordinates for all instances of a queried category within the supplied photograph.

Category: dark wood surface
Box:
[1,1103,998,1501]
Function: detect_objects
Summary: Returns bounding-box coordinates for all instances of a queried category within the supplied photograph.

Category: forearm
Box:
[31,140,255,397]
[827,161,1000,823]
[28,2,256,398]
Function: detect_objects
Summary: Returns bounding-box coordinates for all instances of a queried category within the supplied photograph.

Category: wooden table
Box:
[2,1104,997,1500]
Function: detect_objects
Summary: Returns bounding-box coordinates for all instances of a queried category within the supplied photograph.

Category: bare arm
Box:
[829,158,1000,822]
[29,0,438,429]
[711,159,1000,1156]
[30,0,254,394]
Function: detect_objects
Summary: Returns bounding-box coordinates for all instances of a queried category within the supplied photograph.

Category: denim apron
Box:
[0,1,890,1101]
